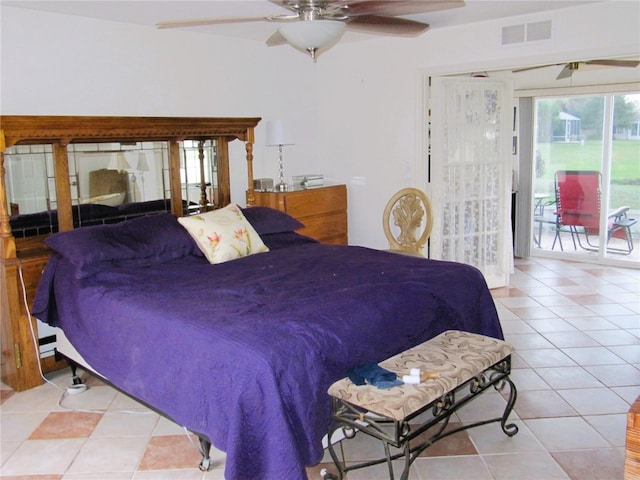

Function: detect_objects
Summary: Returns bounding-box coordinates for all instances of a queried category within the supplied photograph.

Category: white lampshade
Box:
[108,152,132,171]
[265,120,294,146]
[278,20,346,57]
[136,152,150,172]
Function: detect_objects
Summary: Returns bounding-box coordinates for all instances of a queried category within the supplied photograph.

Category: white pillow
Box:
[178,203,269,264]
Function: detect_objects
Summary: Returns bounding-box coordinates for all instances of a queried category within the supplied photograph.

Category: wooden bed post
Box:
[53,143,74,232]
[245,128,256,206]
[197,141,208,211]
[1,130,43,392]
[168,140,184,217]
[0,137,17,260]
[217,139,231,207]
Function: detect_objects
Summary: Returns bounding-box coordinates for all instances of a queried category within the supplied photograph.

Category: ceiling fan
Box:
[156,0,465,60]
[514,59,640,80]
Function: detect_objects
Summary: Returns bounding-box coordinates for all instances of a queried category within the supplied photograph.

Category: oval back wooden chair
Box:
[383,188,433,257]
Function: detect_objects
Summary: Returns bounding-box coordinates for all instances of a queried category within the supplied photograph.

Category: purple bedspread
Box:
[34,243,502,480]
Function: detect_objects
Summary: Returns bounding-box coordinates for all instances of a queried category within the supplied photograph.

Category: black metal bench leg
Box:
[383,441,395,480]
[325,423,346,480]
[400,439,412,480]
[500,377,519,437]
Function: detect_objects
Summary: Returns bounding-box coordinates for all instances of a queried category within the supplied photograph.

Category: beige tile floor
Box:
[1,257,638,479]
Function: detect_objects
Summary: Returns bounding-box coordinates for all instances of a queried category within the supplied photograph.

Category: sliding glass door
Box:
[532,92,639,265]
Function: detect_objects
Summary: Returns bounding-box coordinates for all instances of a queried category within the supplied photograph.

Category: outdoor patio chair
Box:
[554,170,636,255]
[533,197,577,251]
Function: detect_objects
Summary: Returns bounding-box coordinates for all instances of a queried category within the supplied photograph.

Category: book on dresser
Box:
[292,174,324,189]
[251,184,347,245]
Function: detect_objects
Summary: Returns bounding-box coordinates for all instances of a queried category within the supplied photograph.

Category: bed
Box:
[1,116,503,479]
[31,205,502,480]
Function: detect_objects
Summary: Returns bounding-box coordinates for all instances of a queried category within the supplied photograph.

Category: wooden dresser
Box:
[252,184,348,245]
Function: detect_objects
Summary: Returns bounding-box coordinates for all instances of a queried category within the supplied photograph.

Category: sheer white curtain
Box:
[427,77,514,288]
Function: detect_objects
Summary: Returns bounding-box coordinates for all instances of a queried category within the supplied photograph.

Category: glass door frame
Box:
[524,88,639,268]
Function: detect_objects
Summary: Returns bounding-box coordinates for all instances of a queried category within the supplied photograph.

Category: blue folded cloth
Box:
[347,362,403,389]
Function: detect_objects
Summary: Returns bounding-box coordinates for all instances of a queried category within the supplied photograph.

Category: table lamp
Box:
[266,120,294,192]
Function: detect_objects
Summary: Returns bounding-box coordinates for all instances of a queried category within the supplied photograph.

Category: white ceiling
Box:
[1,0,602,43]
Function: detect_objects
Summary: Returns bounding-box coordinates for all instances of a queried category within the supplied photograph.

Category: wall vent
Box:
[501,24,525,45]
[502,20,551,45]
[526,21,552,42]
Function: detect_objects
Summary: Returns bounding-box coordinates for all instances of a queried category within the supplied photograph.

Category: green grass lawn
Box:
[534,139,640,210]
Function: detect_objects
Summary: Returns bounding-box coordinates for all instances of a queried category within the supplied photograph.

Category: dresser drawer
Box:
[284,185,346,218]
[299,211,348,243]
[249,184,348,244]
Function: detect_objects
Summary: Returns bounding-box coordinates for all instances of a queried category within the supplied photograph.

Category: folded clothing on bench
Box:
[347,362,403,389]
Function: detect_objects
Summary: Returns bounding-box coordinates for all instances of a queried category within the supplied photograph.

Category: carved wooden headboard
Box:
[0,115,261,261]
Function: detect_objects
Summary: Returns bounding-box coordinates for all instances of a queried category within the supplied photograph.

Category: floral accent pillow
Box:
[178,203,269,264]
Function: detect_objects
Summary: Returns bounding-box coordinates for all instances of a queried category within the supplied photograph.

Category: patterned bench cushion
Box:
[328,330,514,421]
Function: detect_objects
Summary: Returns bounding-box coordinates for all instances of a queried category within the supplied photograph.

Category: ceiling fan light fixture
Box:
[278,19,346,59]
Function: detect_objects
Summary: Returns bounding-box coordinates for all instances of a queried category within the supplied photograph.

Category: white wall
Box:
[2,2,639,247]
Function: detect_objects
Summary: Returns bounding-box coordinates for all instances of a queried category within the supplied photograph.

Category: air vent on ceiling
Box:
[502,20,551,45]
[501,24,525,45]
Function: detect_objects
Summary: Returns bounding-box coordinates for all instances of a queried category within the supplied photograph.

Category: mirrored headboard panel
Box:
[5,141,173,238]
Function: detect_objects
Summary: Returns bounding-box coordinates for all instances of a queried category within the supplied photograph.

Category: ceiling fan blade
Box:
[556,63,578,80]
[347,15,429,35]
[585,59,640,68]
[341,0,465,16]
[266,31,288,47]
[513,64,560,74]
[156,16,265,29]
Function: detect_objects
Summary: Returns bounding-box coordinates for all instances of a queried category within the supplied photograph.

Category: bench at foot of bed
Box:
[325,330,518,480]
